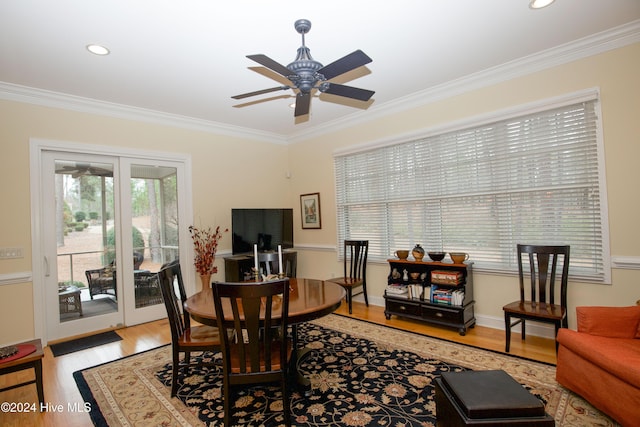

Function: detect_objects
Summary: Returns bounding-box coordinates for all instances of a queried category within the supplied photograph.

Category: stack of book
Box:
[430,286,465,306]
[386,283,408,296]
[431,270,464,285]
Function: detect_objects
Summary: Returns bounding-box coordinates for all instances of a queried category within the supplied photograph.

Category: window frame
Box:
[333,89,611,284]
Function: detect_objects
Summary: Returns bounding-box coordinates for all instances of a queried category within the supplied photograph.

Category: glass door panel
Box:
[44,154,124,341]
[122,162,180,324]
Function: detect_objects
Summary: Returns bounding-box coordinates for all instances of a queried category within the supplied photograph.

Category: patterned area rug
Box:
[74,314,617,426]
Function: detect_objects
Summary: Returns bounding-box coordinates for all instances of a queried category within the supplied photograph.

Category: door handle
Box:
[44,256,50,277]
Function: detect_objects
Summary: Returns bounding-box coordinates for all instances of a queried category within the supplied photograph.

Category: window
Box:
[334,92,609,282]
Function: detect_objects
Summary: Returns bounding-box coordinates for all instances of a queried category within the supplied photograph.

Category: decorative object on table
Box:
[449,252,469,264]
[394,249,409,259]
[410,272,421,280]
[428,251,446,262]
[0,345,18,359]
[403,269,409,281]
[231,19,374,119]
[431,270,464,285]
[300,192,321,229]
[188,224,228,287]
[412,244,425,261]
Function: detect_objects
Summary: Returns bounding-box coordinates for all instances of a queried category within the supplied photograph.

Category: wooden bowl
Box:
[428,252,446,262]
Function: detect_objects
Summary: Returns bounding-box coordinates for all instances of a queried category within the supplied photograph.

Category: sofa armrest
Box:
[576,305,640,339]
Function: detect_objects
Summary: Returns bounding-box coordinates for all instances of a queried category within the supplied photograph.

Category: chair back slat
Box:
[517,244,570,307]
[158,265,186,342]
[344,240,368,281]
[212,279,290,378]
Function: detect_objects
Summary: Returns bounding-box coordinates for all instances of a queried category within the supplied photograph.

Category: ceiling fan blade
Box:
[317,50,372,80]
[247,54,292,77]
[323,83,375,101]
[294,92,311,117]
[232,86,289,100]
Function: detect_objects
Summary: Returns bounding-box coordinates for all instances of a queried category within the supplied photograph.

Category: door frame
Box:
[30,138,194,344]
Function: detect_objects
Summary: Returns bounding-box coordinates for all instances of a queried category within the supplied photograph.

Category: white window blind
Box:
[334,98,608,282]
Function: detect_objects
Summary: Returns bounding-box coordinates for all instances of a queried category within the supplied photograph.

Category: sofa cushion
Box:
[557,328,640,388]
[576,305,640,338]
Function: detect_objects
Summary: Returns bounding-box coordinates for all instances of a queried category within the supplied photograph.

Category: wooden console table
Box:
[384,258,475,335]
[0,339,45,410]
[224,250,297,281]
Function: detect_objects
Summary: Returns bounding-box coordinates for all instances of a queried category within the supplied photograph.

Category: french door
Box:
[33,141,192,342]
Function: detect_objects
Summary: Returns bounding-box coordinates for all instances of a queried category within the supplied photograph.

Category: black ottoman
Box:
[435,370,555,426]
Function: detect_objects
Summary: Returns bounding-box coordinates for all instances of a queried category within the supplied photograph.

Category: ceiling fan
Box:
[232,19,375,117]
[57,162,113,178]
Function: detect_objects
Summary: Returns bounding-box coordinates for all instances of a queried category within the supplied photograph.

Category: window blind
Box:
[334,98,608,282]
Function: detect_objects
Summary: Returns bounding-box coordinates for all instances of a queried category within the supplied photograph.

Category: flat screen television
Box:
[231,208,294,254]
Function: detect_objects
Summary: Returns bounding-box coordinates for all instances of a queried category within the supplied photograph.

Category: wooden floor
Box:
[0,302,556,426]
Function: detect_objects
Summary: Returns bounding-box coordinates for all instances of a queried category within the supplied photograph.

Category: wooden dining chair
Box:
[257,251,280,276]
[503,244,570,353]
[328,240,369,314]
[158,265,225,397]
[160,259,191,325]
[211,278,292,426]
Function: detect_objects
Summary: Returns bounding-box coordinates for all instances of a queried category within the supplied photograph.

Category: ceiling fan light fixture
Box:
[529,0,555,9]
[86,44,110,56]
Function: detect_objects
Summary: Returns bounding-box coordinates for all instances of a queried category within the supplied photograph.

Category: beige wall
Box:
[289,42,640,330]
[1,42,638,344]
[0,102,290,343]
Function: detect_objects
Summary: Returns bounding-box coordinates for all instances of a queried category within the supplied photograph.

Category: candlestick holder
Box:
[251,267,261,282]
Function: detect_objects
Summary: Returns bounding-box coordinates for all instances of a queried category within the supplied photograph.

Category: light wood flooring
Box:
[0,302,556,426]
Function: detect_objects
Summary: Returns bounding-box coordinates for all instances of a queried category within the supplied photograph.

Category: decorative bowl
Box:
[428,252,446,262]
[409,272,421,280]
[395,250,409,260]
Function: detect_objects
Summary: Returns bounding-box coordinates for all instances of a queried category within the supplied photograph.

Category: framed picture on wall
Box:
[300,192,321,229]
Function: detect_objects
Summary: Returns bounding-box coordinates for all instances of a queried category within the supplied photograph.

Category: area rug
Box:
[51,330,122,357]
[74,315,618,426]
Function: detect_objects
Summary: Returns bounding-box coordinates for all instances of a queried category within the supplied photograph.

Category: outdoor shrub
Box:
[75,225,85,232]
[74,211,87,222]
[89,212,99,220]
[105,226,145,265]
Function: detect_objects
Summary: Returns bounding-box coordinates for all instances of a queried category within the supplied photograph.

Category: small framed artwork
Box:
[300,192,321,229]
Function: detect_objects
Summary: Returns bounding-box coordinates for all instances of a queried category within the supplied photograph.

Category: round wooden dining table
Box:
[184,277,346,327]
[184,277,345,394]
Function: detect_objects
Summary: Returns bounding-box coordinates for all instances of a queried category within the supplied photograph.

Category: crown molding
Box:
[287,19,640,144]
[0,20,638,145]
[0,82,288,145]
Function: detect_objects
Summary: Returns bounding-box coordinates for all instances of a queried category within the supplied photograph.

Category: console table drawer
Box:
[422,304,461,323]
[386,299,422,317]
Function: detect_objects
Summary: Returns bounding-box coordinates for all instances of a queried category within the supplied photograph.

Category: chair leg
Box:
[183,351,191,378]
[347,287,353,314]
[223,381,231,426]
[171,350,180,397]
[281,378,291,426]
[362,282,369,306]
[504,312,511,353]
[521,319,526,341]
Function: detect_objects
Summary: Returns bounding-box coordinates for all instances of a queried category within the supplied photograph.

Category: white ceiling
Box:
[1,1,639,143]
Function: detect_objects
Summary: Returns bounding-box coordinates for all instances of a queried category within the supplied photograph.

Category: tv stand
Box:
[224,250,297,281]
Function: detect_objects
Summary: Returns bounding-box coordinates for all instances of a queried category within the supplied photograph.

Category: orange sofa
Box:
[556,305,640,426]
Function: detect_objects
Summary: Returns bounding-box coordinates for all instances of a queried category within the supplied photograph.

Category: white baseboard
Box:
[354,294,556,339]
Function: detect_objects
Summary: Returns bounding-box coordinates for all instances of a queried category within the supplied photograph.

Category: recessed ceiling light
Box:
[529,0,555,9]
[86,44,110,56]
